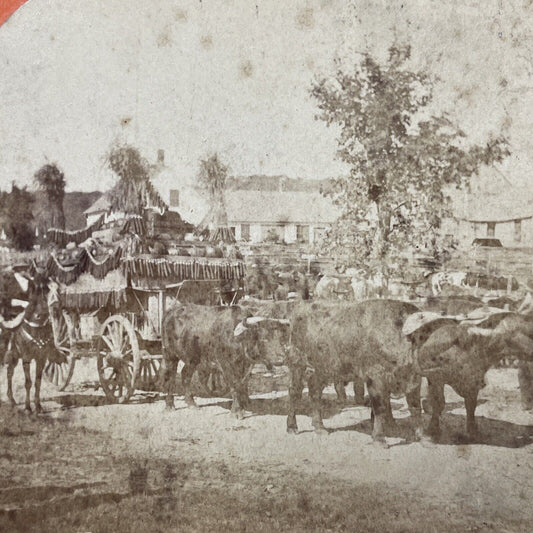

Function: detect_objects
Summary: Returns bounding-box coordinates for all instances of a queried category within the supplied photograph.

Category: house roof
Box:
[456,192,533,223]
[84,194,111,215]
[451,165,533,223]
[451,182,533,223]
[225,190,339,224]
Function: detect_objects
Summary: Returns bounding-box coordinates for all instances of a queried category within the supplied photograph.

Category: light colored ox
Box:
[427,271,467,296]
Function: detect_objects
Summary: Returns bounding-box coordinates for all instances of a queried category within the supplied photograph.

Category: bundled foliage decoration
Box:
[34,163,66,232]
[197,153,235,243]
[312,45,509,281]
[107,144,167,215]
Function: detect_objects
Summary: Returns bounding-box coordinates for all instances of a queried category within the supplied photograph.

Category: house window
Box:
[229,226,236,237]
[487,222,496,238]
[263,225,283,242]
[241,224,250,241]
[297,225,309,242]
[514,219,522,243]
[169,190,180,207]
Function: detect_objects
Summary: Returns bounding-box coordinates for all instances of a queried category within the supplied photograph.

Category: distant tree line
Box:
[0,184,36,251]
[0,163,67,251]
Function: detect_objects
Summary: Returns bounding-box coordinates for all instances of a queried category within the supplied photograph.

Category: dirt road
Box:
[1,361,532,532]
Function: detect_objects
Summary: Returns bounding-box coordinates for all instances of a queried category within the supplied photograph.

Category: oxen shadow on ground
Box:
[330,415,533,448]
[235,393,533,449]
[46,393,160,410]
[430,411,533,448]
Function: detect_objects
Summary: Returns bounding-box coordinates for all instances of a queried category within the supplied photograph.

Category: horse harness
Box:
[7,317,53,355]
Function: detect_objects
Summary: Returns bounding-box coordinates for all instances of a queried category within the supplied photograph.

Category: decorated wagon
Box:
[36,248,246,403]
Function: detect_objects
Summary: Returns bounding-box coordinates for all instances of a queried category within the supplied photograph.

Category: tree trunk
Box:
[373,201,390,290]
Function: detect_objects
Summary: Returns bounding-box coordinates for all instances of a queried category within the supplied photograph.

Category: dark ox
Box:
[286,300,422,443]
[161,304,290,417]
[410,296,533,440]
[239,297,366,406]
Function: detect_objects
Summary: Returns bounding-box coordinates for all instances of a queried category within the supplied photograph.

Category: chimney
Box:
[157,149,165,165]
[279,176,286,192]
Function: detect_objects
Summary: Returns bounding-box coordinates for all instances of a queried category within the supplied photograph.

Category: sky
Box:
[0,0,532,196]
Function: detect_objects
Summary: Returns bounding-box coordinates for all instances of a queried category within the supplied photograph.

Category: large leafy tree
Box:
[107,144,166,215]
[197,153,234,242]
[0,184,35,251]
[312,45,509,280]
[34,163,66,231]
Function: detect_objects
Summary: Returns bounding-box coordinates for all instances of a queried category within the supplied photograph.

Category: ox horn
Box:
[234,321,248,337]
[468,317,513,339]
[10,298,29,308]
[244,316,267,326]
[467,326,494,337]
[517,292,533,314]
[13,272,29,293]
[271,318,290,326]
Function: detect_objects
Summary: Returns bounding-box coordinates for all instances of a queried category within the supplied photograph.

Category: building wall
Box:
[250,224,262,243]
[86,212,103,226]
[444,217,533,248]
[284,224,297,244]
[86,210,125,227]
[228,220,331,245]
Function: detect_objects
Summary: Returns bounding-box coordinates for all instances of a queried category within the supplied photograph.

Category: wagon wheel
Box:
[137,358,163,392]
[197,365,229,397]
[97,315,140,404]
[44,310,76,391]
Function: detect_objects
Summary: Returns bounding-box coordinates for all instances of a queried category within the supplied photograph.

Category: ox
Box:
[422,295,483,316]
[286,300,422,443]
[161,304,290,417]
[349,270,387,301]
[239,297,367,406]
[427,271,468,296]
[314,275,354,301]
[407,296,533,440]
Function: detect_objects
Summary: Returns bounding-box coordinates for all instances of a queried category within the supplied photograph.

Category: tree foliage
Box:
[34,163,66,231]
[107,144,166,215]
[312,45,509,278]
[0,184,35,251]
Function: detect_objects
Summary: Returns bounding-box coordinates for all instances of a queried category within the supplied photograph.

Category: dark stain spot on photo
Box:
[296,7,315,29]
[239,59,253,78]
[200,34,213,50]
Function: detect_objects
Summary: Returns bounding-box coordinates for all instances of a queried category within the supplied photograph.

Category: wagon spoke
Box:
[44,311,75,391]
[109,323,120,350]
[120,330,130,354]
[101,334,115,353]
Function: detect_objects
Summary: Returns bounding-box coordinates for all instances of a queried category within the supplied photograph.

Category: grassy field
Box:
[2,406,529,533]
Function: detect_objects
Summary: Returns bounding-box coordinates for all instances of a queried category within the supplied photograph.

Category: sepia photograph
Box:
[0,0,533,531]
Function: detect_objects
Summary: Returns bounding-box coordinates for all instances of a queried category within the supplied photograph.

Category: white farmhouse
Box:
[172,186,339,245]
